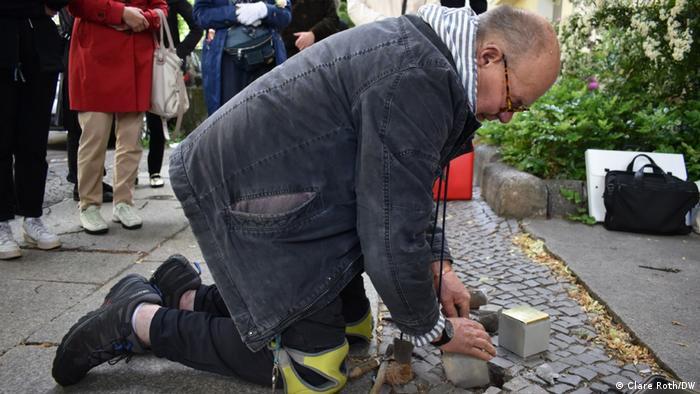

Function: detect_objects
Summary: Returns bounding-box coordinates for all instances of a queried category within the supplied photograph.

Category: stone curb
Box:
[474,145,586,219]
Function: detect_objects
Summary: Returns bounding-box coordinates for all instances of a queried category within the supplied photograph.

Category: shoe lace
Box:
[0,223,14,243]
[25,218,52,238]
[118,205,140,222]
[91,339,135,366]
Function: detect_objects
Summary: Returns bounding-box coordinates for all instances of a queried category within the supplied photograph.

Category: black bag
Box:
[224,24,274,71]
[603,154,699,235]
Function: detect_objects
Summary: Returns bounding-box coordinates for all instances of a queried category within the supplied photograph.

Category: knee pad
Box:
[279,341,349,394]
[345,308,373,343]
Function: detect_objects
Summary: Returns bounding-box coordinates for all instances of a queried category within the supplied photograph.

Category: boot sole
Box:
[82,226,109,235]
[0,249,22,260]
[23,233,61,250]
[112,218,142,230]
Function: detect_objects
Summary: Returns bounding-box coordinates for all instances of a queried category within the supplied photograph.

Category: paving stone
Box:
[592,362,621,376]
[547,384,574,394]
[570,367,597,382]
[576,352,602,365]
[600,374,631,389]
[516,385,549,394]
[569,388,593,394]
[568,345,586,355]
[554,334,576,345]
[502,376,530,392]
[589,382,611,393]
[489,356,515,371]
[557,374,582,387]
[548,362,570,374]
[484,386,502,394]
[620,370,641,382]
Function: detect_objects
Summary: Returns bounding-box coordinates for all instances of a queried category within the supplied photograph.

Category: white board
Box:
[584,149,688,222]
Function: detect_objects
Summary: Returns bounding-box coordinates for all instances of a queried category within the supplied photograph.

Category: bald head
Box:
[471,6,561,123]
[476,6,560,70]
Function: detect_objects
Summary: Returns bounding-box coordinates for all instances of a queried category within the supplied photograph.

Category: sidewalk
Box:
[0,147,696,393]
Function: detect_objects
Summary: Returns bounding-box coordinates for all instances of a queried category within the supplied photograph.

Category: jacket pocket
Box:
[224,190,323,234]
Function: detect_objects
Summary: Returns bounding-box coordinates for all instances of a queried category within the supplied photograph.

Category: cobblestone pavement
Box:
[377,189,653,394]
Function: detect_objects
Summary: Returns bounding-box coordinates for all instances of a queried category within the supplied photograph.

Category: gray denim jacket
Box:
[170,15,480,351]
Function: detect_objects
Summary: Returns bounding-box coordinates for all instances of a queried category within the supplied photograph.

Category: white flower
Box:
[642,37,661,62]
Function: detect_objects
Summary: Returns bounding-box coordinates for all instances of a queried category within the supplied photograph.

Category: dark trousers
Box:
[145,112,166,175]
[0,65,58,221]
[150,273,370,386]
[62,71,81,184]
[220,53,275,106]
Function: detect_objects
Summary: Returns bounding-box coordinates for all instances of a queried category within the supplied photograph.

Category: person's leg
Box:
[0,68,19,223]
[77,112,112,209]
[63,71,80,185]
[112,112,143,206]
[0,67,21,259]
[341,272,373,344]
[220,53,246,106]
[142,294,347,390]
[14,67,57,219]
[146,112,165,177]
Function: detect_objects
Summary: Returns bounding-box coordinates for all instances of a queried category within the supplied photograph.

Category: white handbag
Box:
[150,8,189,139]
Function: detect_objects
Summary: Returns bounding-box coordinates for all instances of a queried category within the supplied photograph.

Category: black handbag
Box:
[603,154,699,235]
[224,24,274,71]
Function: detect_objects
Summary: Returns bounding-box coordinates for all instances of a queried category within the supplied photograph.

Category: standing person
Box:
[0,0,67,260]
[347,0,438,26]
[282,0,340,57]
[52,5,562,392]
[57,8,115,203]
[69,0,168,235]
[194,0,292,115]
[145,0,204,188]
[441,0,487,14]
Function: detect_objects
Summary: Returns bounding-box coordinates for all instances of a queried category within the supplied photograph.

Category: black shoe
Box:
[72,183,113,203]
[150,254,202,309]
[103,274,160,307]
[52,275,162,386]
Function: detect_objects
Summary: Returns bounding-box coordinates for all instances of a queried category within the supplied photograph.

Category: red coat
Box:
[68,0,168,113]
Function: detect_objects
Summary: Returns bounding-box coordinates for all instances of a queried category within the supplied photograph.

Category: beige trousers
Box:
[77,112,143,210]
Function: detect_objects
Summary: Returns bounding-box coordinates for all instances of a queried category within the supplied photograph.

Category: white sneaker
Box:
[0,221,21,260]
[112,203,142,230]
[80,205,109,235]
[23,217,61,250]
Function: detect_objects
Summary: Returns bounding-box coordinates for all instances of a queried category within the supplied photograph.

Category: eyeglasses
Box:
[501,55,529,113]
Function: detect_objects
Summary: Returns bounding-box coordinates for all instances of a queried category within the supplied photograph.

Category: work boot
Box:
[80,205,108,235]
[23,217,61,250]
[345,308,373,357]
[104,274,161,307]
[0,221,21,260]
[278,341,349,393]
[150,254,202,309]
[52,277,162,386]
[112,203,142,230]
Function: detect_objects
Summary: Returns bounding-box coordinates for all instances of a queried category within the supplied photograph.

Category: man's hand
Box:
[432,261,470,317]
[123,6,149,32]
[439,317,496,361]
[293,31,315,51]
[236,2,268,26]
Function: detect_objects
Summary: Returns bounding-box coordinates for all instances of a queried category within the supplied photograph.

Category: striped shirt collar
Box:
[417,5,479,113]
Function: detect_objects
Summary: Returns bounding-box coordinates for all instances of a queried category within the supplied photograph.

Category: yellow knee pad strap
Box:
[279,341,349,394]
[345,308,373,343]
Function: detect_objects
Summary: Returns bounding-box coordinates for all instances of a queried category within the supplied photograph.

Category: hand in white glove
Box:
[236,2,268,26]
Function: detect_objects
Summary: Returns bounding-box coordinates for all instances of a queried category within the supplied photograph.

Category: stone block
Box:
[473,144,502,186]
[481,163,547,219]
[543,179,587,218]
[442,353,491,389]
[502,376,530,392]
[499,306,550,358]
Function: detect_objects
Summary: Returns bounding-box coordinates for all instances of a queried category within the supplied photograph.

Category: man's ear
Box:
[476,44,504,67]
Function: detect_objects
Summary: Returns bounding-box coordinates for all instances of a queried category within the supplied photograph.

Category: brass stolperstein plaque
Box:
[502,305,549,325]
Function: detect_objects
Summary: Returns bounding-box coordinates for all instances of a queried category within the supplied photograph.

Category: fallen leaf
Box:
[675,342,688,347]
[671,320,685,327]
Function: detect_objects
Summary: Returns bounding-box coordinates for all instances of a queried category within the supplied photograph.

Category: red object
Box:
[68,0,168,113]
[432,152,473,201]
